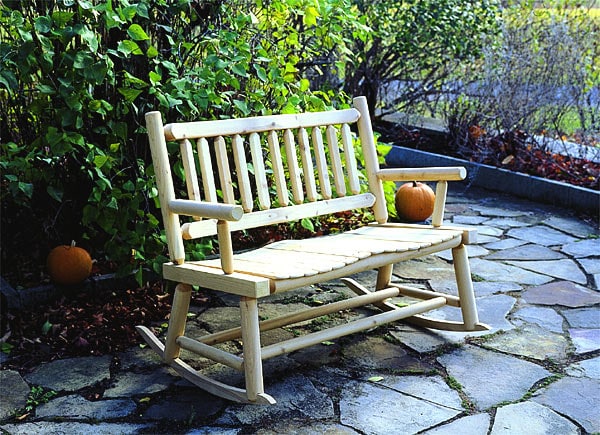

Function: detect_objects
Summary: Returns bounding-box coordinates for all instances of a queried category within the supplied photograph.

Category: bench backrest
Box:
[145,96,387,266]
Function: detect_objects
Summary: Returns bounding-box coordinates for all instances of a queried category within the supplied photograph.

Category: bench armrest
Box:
[376,167,466,182]
[169,200,244,221]
[376,166,467,227]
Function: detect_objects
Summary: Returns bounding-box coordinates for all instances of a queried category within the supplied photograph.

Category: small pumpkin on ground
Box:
[47,241,93,285]
[394,181,436,222]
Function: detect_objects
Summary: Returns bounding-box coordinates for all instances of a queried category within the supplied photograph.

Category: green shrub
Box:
[343,0,500,118]
[0,0,361,285]
[444,0,599,146]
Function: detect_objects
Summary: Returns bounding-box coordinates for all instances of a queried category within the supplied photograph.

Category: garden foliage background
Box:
[1,0,597,286]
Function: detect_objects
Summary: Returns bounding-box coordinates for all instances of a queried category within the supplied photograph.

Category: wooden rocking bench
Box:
[137,96,489,405]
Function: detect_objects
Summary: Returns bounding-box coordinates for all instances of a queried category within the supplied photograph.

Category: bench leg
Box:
[164,283,192,363]
[240,296,265,401]
[376,264,394,290]
[452,244,479,330]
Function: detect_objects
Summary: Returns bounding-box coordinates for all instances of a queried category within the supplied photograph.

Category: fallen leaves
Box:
[3,281,174,371]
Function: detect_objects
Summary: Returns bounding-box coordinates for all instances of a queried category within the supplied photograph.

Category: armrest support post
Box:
[217,220,234,274]
[432,180,448,227]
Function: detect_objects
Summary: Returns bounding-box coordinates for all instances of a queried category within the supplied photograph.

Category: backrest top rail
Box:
[163,108,361,141]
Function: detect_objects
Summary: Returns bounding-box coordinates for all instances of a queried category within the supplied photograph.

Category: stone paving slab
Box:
[522,281,600,307]
[483,238,528,250]
[34,395,137,421]
[506,259,587,284]
[0,422,152,434]
[379,375,464,411]
[437,345,552,410]
[422,413,491,435]
[485,244,566,261]
[543,216,598,238]
[491,401,579,435]
[215,374,335,426]
[532,376,600,433]
[142,389,224,422]
[0,370,30,421]
[24,355,112,392]
[511,306,565,334]
[507,226,578,246]
[427,294,516,338]
[565,355,600,379]
[562,307,600,328]
[339,380,462,435]
[578,258,600,275]
[103,367,176,398]
[481,324,569,361]
[469,258,553,285]
[568,328,600,354]
[561,238,600,258]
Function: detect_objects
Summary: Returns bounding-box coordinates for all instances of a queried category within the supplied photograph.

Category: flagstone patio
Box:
[1,185,598,434]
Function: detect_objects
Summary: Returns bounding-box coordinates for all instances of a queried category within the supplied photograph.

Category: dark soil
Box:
[1,282,175,372]
[375,120,600,191]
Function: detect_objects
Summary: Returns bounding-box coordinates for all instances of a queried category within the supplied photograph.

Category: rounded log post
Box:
[452,245,479,330]
[164,283,193,363]
[376,264,393,290]
[432,180,448,227]
[240,297,264,401]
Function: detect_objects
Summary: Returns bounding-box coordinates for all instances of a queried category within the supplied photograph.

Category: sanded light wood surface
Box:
[181,193,376,239]
[164,108,361,140]
[283,128,304,204]
[232,134,253,212]
[195,227,462,281]
[197,137,218,203]
[260,296,447,360]
[376,166,467,182]
[141,95,487,405]
[180,139,201,204]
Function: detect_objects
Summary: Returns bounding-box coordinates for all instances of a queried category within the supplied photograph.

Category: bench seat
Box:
[165,224,469,294]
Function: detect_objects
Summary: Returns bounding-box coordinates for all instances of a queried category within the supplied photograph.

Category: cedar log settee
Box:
[137,96,489,404]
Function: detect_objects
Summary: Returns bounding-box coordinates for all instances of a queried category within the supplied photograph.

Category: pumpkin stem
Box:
[70,240,76,248]
[411,181,418,188]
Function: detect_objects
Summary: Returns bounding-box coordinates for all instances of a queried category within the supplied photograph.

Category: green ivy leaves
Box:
[1,0,361,283]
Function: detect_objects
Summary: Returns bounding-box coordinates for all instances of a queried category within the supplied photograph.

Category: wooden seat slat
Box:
[201,257,320,279]
[347,226,460,244]
[261,232,420,256]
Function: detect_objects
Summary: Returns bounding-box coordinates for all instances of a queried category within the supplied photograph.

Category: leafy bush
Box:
[445,0,599,147]
[0,0,361,285]
[342,0,500,118]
